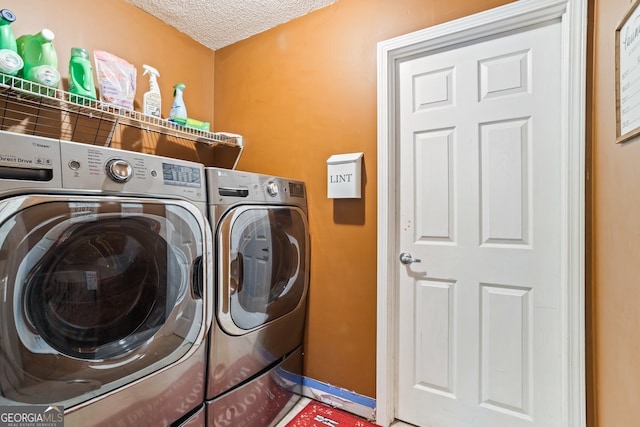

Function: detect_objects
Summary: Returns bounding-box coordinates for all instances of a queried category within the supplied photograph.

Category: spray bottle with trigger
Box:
[169,82,188,124]
[142,64,161,117]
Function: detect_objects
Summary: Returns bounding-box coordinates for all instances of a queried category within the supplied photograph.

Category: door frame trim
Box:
[375,1,587,425]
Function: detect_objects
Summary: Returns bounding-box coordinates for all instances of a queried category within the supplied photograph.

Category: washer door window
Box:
[25,216,178,360]
[218,206,308,333]
[0,196,207,407]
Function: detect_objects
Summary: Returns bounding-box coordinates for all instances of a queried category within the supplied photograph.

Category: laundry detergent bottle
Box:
[17,28,61,93]
[68,47,96,103]
[0,9,23,81]
[169,82,188,124]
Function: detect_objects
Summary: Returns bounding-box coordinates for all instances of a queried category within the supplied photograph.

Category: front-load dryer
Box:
[0,131,212,426]
[205,167,309,427]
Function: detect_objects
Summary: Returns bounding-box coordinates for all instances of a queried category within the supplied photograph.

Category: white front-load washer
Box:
[0,131,212,426]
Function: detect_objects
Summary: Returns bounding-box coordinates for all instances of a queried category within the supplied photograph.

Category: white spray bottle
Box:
[142,64,161,117]
[169,82,188,123]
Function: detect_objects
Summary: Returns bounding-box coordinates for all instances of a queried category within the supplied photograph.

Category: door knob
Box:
[399,252,421,265]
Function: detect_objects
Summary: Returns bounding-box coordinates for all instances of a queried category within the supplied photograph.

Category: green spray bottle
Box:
[0,9,23,81]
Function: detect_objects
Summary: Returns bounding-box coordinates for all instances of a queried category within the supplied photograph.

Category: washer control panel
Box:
[60,141,205,202]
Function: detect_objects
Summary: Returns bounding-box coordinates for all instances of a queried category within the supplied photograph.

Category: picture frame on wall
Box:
[616,0,640,143]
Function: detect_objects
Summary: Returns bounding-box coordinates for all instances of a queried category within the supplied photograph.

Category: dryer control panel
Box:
[205,167,307,209]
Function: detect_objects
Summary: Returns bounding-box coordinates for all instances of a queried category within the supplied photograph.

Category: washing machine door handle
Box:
[192,255,204,299]
[279,234,301,297]
[230,253,244,295]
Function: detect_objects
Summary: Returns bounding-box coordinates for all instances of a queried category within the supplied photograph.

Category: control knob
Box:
[266,182,279,197]
[105,158,133,183]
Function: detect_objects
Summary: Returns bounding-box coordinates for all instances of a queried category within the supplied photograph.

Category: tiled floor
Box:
[275,397,416,427]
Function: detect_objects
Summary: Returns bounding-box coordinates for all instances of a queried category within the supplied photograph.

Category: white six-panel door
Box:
[396,20,564,427]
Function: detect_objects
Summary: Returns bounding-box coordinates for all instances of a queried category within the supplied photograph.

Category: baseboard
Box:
[301,377,376,421]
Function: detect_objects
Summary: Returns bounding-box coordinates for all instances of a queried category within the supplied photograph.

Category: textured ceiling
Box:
[125,0,337,50]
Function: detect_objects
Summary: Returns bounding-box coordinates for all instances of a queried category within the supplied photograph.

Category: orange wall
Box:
[10,0,639,421]
[214,0,512,398]
[591,0,640,425]
[11,0,214,160]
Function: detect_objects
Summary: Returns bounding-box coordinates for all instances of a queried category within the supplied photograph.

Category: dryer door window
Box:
[219,206,308,332]
[0,196,207,408]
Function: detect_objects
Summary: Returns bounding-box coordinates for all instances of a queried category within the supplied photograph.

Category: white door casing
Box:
[376,1,586,426]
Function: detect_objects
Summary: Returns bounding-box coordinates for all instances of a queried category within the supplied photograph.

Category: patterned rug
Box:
[285,401,380,427]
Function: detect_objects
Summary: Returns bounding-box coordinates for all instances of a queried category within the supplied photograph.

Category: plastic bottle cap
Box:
[40,29,55,42]
[0,9,16,23]
[0,50,23,75]
[32,65,60,86]
[71,47,89,59]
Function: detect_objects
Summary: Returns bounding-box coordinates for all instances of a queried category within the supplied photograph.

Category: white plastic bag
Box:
[93,50,136,110]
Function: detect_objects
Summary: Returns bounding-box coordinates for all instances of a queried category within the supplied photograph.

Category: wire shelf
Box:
[0,75,242,149]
